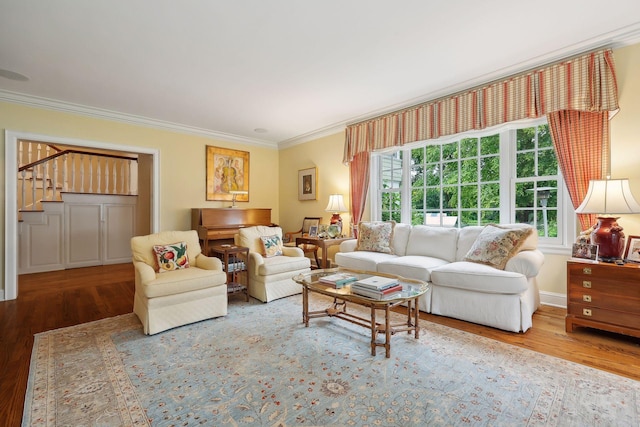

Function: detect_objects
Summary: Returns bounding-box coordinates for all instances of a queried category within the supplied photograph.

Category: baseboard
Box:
[540,291,566,308]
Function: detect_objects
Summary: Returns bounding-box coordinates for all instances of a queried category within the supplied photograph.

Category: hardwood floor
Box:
[2,264,639,426]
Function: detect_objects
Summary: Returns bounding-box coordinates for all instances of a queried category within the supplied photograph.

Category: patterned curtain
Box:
[349,151,370,237]
[548,111,610,231]
[343,49,619,163]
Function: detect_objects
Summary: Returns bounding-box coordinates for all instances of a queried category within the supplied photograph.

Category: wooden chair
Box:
[284,217,322,268]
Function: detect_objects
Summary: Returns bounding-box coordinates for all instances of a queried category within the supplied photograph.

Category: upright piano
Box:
[191,208,273,254]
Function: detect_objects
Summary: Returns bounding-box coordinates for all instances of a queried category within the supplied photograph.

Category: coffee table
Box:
[293,268,428,358]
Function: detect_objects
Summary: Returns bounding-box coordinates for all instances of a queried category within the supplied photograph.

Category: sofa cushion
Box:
[152,241,190,273]
[356,221,395,254]
[391,223,412,256]
[260,234,283,257]
[377,256,449,282]
[431,261,529,294]
[141,267,226,298]
[257,255,310,276]
[405,225,459,262]
[334,251,398,272]
[464,224,533,270]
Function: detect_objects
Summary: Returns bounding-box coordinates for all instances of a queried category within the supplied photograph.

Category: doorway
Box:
[4,130,160,300]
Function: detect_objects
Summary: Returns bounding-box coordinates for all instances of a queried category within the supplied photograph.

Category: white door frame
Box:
[4,130,160,300]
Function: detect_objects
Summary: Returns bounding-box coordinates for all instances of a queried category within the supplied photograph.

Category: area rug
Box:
[23,295,640,426]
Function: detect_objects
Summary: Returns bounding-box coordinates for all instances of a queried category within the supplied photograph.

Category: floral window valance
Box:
[343,49,618,163]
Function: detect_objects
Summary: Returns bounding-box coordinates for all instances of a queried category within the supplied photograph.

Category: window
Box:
[371,119,572,248]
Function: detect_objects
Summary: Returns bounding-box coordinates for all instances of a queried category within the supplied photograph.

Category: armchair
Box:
[131,230,228,335]
[284,217,322,268]
[235,225,311,302]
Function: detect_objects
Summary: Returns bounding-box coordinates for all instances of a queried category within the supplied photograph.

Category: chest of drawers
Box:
[566,261,640,338]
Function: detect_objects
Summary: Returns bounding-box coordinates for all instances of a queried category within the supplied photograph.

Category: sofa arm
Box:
[339,239,358,253]
[133,261,156,286]
[282,246,304,257]
[194,254,223,271]
[505,249,545,278]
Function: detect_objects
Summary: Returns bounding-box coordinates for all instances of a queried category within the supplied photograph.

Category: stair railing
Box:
[18,143,138,211]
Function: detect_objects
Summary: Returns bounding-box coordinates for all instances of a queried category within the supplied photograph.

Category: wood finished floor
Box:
[1,263,639,426]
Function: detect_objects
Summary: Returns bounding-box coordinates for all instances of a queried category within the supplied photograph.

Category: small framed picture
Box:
[624,235,640,263]
[571,243,599,263]
[298,167,317,201]
[308,225,318,238]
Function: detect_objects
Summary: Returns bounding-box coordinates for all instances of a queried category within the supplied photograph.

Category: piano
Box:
[191,208,273,255]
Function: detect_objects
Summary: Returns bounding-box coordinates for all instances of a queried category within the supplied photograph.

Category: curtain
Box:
[548,110,609,231]
[343,49,619,163]
[349,151,370,237]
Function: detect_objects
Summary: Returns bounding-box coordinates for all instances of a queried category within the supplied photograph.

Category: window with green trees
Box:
[372,120,567,244]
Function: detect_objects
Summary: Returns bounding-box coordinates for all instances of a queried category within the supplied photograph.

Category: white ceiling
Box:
[1,1,640,148]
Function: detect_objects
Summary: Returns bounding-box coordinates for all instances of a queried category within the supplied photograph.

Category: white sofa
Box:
[335,223,544,332]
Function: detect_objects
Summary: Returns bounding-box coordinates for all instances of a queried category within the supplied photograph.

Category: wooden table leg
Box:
[370,306,377,356]
[414,296,420,339]
[384,305,391,358]
[303,286,309,327]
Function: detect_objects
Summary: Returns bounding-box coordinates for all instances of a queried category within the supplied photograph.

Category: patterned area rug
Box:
[23,294,640,426]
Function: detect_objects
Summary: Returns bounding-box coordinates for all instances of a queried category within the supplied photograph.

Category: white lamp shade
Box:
[575,179,640,214]
[325,194,348,213]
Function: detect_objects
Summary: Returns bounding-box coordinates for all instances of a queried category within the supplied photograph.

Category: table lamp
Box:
[325,194,348,226]
[575,178,640,261]
[229,190,248,208]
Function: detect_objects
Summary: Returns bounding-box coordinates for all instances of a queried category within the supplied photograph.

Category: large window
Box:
[371,119,572,248]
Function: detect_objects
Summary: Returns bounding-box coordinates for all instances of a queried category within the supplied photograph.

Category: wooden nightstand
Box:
[210,244,249,301]
[566,260,640,338]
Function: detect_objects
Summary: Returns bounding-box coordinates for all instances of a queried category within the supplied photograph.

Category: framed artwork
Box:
[206,146,249,202]
[298,167,317,201]
[624,235,640,263]
[571,242,599,263]
[308,225,318,238]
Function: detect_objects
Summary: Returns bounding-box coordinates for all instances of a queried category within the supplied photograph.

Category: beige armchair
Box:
[235,225,311,302]
[131,230,227,335]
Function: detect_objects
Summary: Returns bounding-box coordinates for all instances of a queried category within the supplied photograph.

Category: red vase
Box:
[590,216,625,260]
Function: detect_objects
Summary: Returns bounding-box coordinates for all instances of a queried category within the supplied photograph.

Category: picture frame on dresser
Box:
[571,242,599,263]
[624,235,640,263]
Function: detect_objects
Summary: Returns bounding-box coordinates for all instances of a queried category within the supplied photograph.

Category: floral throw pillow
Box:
[152,241,190,273]
[355,221,395,254]
[260,235,283,258]
[464,224,532,270]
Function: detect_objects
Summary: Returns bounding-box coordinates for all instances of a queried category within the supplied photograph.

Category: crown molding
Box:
[0,90,278,149]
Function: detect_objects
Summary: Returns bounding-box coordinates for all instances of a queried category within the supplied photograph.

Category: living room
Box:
[2,2,640,425]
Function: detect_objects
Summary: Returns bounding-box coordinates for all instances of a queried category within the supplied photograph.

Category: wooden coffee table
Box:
[293,268,428,358]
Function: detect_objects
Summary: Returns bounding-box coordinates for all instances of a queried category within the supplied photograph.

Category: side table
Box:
[210,244,249,301]
[295,236,352,269]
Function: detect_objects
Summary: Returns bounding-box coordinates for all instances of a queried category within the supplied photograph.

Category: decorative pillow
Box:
[152,241,190,273]
[355,221,395,254]
[464,224,533,270]
[260,234,283,258]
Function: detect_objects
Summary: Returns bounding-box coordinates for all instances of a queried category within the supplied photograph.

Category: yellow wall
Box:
[3,42,640,300]
[1,101,280,293]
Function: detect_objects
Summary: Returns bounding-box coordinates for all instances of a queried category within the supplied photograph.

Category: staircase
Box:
[17,140,139,274]
[18,141,138,213]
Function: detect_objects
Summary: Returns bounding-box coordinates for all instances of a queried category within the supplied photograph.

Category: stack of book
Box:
[350,276,403,299]
[318,272,357,288]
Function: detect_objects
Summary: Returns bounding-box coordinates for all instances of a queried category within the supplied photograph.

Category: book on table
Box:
[350,284,404,300]
[319,272,358,287]
[352,275,399,291]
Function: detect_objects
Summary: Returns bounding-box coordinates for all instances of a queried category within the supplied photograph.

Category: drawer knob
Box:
[582,281,592,288]
[582,308,592,316]
[582,295,592,302]
[582,267,592,275]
